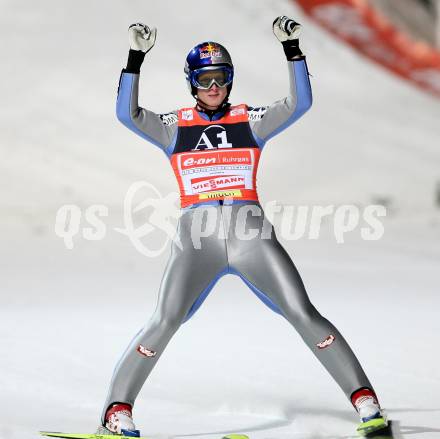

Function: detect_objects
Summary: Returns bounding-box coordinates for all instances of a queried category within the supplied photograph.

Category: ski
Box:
[40,433,150,439]
[356,416,389,436]
[40,432,249,439]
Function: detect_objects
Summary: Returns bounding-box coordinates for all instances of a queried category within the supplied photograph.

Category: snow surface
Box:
[1,0,440,438]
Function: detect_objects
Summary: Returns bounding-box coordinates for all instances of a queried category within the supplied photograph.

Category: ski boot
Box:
[352,388,388,436]
[97,403,140,437]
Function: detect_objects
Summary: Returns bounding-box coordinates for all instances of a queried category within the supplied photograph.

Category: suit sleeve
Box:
[116,71,178,154]
[249,59,312,146]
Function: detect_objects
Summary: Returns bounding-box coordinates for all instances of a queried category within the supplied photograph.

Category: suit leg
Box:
[101,207,227,420]
[228,204,373,399]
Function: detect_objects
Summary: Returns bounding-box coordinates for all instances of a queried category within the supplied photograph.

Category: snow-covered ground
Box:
[1,0,440,438]
[3,214,440,439]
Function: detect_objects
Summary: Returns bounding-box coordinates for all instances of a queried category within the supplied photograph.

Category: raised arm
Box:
[116,24,178,155]
[249,16,312,145]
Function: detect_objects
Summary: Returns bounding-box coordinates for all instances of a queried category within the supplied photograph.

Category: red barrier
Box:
[295,0,440,98]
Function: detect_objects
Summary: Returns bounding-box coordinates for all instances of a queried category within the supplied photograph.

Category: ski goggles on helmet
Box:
[189,65,234,89]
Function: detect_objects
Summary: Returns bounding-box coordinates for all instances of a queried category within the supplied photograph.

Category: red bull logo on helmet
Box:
[199,43,222,59]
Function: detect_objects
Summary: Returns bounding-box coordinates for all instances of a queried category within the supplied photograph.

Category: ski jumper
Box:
[102,58,374,421]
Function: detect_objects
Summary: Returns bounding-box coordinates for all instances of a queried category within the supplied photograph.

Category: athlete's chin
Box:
[206,98,222,106]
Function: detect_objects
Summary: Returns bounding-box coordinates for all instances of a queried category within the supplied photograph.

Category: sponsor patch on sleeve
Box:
[247,106,268,121]
[159,112,178,126]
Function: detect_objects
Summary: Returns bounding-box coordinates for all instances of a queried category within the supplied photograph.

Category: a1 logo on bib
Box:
[193,125,233,150]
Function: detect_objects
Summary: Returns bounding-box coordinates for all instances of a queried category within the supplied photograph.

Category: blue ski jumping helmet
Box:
[184,41,234,99]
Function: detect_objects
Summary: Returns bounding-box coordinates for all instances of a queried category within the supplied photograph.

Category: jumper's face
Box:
[197,83,228,110]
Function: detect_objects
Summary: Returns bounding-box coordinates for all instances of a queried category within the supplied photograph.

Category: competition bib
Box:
[170,105,261,208]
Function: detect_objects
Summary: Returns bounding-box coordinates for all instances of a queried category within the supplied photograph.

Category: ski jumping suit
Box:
[102,58,374,420]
